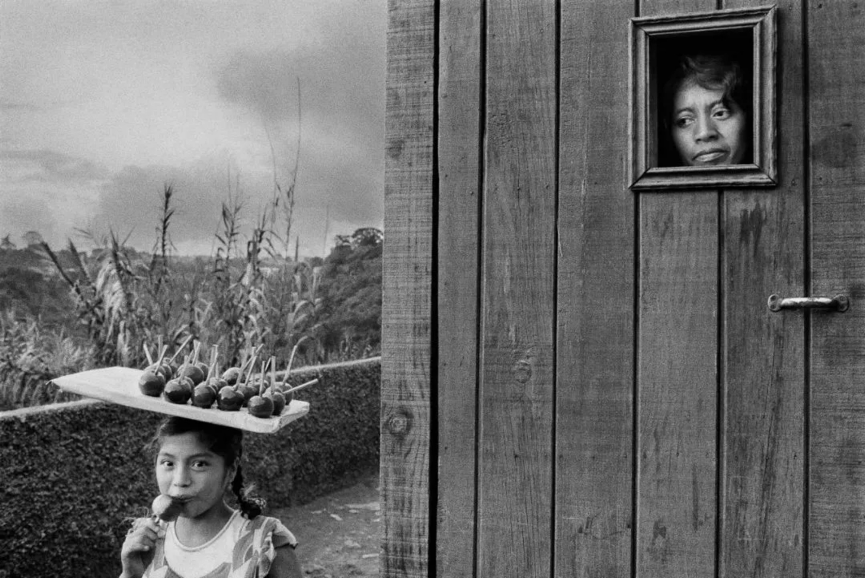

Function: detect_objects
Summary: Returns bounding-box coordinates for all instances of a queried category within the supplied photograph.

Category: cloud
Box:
[0,189,61,245]
[1,148,108,182]
[88,150,383,257]
[0,1,386,256]
[0,101,43,113]
[91,157,269,252]
[214,17,386,236]
[216,51,298,124]
[0,147,110,248]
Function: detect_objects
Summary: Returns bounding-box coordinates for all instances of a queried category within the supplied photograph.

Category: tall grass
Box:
[0,311,89,410]
[36,172,323,376]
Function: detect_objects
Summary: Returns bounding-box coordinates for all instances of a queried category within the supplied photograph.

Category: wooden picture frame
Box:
[629,5,776,190]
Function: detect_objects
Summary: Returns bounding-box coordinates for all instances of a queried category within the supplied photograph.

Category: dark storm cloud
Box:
[2,148,108,182]
[214,15,385,231]
[93,160,276,252]
[217,51,298,123]
[297,146,382,225]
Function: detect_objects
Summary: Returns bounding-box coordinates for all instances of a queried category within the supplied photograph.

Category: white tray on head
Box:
[51,367,309,434]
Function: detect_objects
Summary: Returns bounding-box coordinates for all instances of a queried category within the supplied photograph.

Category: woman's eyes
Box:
[159,459,174,469]
[675,108,732,128]
[675,116,693,128]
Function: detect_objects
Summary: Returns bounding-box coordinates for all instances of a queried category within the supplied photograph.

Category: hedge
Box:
[0,357,380,578]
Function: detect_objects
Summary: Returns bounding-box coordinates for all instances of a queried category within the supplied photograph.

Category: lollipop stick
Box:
[209,345,219,379]
[239,351,254,375]
[259,360,270,396]
[240,355,258,390]
[281,359,293,388]
[285,336,310,382]
[284,378,318,394]
[168,335,194,364]
[143,344,154,366]
[269,356,277,395]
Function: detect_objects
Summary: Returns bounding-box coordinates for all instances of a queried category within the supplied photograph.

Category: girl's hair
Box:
[150,417,265,519]
[659,52,752,165]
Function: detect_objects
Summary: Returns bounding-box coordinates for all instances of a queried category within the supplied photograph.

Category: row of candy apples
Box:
[137,337,317,419]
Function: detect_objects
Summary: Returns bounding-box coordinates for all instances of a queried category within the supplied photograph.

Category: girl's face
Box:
[155,432,236,519]
[671,81,747,166]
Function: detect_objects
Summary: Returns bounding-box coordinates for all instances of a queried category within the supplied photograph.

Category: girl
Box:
[120,417,302,578]
[660,52,751,167]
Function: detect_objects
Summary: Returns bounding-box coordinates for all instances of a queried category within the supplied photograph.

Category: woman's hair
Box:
[662,52,747,121]
[150,417,265,519]
[659,52,751,165]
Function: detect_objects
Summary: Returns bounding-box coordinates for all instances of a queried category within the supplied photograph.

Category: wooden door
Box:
[381,0,864,576]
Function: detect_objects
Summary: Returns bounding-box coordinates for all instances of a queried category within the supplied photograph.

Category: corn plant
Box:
[141,184,176,346]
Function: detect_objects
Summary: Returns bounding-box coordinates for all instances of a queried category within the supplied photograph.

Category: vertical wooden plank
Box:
[807,1,865,576]
[638,200,718,577]
[437,1,481,576]
[555,0,635,576]
[382,0,434,576]
[637,1,718,576]
[720,0,806,576]
[477,0,556,576]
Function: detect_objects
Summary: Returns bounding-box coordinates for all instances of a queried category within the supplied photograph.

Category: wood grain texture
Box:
[477,0,557,576]
[637,1,719,576]
[437,0,482,576]
[807,0,865,576]
[555,0,635,576]
[719,1,806,576]
[637,195,719,577]
[382,1,435,576]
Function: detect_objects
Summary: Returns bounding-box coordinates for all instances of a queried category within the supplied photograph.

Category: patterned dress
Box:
[138,510,297,578]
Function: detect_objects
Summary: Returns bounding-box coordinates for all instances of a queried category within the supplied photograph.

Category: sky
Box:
[0,0,386,257]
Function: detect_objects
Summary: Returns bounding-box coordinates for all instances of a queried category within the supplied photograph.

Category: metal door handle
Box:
[767,294,849,312]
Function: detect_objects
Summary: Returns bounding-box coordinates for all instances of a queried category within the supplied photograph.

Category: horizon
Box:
[0,221,382,260]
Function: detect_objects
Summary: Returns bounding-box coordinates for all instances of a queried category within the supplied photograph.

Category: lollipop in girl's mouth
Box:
[151,494,185,522]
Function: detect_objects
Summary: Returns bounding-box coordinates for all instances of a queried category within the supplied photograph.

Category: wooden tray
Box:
[51,367,309,434]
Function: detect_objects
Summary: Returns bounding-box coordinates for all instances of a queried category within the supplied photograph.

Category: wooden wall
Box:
[381,0,864,576]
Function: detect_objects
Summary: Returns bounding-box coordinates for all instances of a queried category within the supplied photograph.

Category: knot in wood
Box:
[386,407,412,437]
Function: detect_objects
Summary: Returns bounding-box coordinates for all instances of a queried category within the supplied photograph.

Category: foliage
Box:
[309,228,383,359]
[33,182,381,376]
[1,164,382,408]
[0,265,76,328]
[0,311,88,410]
[0,358,380,579]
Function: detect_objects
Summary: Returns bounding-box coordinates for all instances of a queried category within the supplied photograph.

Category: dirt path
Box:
[272,470,381,578]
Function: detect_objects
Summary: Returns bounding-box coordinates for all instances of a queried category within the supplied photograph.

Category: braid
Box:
[231,464,265,519]
[151,418,266,519]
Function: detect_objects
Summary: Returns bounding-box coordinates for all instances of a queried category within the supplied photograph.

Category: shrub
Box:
[0,357,379,578]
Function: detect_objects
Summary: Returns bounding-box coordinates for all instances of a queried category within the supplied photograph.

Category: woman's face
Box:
[155,432,235,519]
[671,81,747,166]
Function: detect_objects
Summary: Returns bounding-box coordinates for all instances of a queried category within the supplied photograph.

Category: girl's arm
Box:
[265,545,302,578]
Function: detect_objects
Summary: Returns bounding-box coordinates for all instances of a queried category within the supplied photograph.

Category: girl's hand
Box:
[120,518,161,578]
